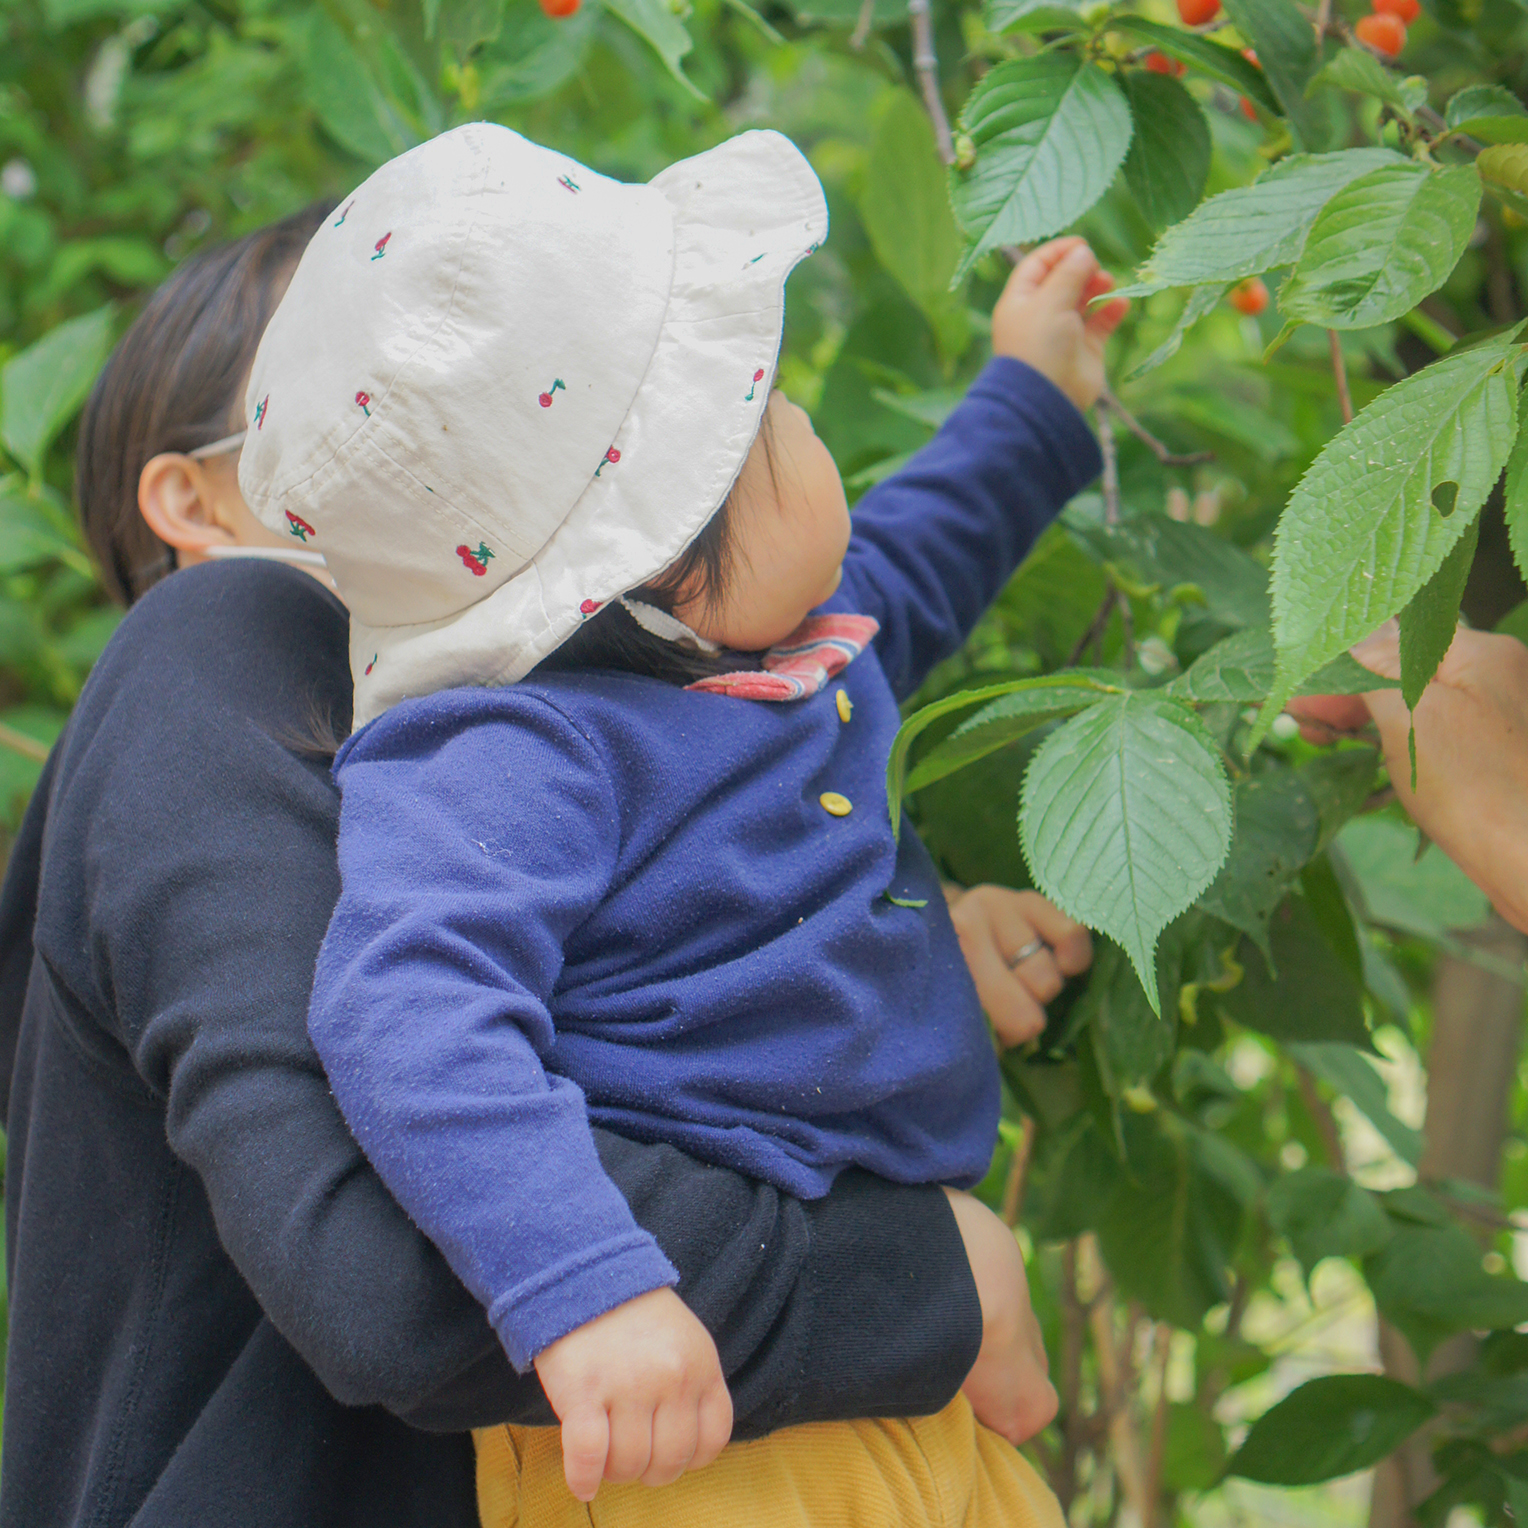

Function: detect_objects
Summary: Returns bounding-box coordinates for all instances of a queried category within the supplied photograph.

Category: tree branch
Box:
[849,0,875,50]
[1329,329,1354,425]
[1296,1065,1346,1171]
[1142,1324,1174,1528]
[1099,386,1213,467]
[906,0,955,165]
[1002,1113,1037,1227]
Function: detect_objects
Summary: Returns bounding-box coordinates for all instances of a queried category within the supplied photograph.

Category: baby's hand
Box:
[533,1287,734,1501]
[991,237,1129,413]
[942,1188,1059,1445]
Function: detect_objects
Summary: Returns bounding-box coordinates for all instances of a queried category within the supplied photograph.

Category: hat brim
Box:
[349,130,827,726]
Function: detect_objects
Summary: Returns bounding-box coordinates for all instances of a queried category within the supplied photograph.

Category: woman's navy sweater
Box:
[0,556,987,1528]
[310,357,1101,1373]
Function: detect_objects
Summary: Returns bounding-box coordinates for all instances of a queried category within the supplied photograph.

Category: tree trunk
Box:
[1368,916,1528,1528]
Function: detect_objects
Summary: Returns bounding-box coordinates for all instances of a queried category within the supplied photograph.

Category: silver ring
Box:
[1007,938,1046,968]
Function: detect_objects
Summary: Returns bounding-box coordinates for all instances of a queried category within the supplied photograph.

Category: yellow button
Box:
[835,689,852,723]
[820,792,852,816]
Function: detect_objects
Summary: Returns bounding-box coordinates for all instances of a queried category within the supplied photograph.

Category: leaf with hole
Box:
[0,307,114,480]
[949,56,1131,273]
[901,671,1121,800]
[1019,691,1232,1012]
[1259,335,1521,738]
[1227,1374,1435,1484]
[1280,165,1480,331]
[1121,72,1211,233]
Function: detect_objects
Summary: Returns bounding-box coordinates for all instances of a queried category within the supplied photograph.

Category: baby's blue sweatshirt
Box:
[310,357,1101,1371]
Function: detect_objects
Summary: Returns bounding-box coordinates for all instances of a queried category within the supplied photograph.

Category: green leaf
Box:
[1096,1111,1240,1326]
[1168,625,1401,704]
[1398,511,1478,713]
[950,57,1132,272]
[0,307,114,479]
[1069,511,1271,628]
[1478,145,1528,197]
[903,671,1123,798]
[477,3,596,107]
[861,93,968,359]
[888,673,1106,833]
[1298,748,1381,851]
[1262,335,1521,731]
[1121,72,1211,233]
[1367,1221,1528,1363]
[601,0,702,97]
[1108,17,1279,113]
[1447,84,1528,144]
[1336,816,1492,938]
[792,0,907,23]
[1505,405,1528,586]
[1217,896,1372,1046]
[986,0,1085,31]
[1227,1374,1435,1484]
[301,10,423,165]
[1197,771,1318,959]
[1117,148,1405,299]
[1164,1403,1229,1493]
[0,485,89,574]
[1287,1041,1422,1166]
[1220,0,1331,151]
[1266,1166,1393,1279]
[1311,51,1427,117]
[1073,938,1176,1090]
[1126,284,1225,382]
[1019,692,1233,1011]
[436,0,507,57]
[1280,164,1480,332]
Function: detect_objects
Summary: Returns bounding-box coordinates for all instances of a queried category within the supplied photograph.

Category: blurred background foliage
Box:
[9,0,1528,1522]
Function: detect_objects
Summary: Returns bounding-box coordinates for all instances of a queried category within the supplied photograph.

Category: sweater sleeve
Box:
[835,356,1102,700]
[312,694,678,1372]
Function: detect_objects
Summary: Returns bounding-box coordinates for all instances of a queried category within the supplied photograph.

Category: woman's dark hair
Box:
[536,415,776,687]
[75,203,330,606]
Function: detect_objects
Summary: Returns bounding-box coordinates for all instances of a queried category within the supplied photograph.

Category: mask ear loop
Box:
[618,595,720,653]
[187,430,247,460]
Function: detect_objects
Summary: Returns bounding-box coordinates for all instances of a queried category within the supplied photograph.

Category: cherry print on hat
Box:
[593,446,620,478]
[254,395,269,430]
[745,368,765,401]
[538,378,565,408]
[285,510,316,542]
[371,232,391,261]
[579,598,602,616]
[456,541,495,576]
[558,174,580,193]
[355,391,371,417]
[364,653,377,676]
[334,201,354,227]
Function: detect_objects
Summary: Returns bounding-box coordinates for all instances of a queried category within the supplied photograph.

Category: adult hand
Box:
[941,1188,1058,1444]
[946,884,1093,1047]
[532,1287,733,1501]
[1288,622,1528,934]
[990,237,1129,413]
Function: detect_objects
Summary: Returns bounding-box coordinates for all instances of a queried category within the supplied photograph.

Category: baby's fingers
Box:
[1005,236,1089,295]
[643,1396,700,1488]
[604,1402,654,1485]
[694,1375,735,1473]
[560,1403,611,1503]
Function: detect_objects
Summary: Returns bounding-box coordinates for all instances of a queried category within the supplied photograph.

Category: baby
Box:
[238,123,1122,1526]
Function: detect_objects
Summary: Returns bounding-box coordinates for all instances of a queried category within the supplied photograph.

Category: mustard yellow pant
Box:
[474,1394,1064,1528]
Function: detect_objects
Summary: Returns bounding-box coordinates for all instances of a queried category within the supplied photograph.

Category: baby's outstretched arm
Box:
[534,1287,734,1500]
[992,237,1130,413]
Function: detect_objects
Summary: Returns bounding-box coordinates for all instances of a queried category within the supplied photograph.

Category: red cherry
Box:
[1177,0,1221,24]
[1240,96,1259,120]
[539,0,580,16]
[580,598,600,615]
[538,393,552,408]
[1373,0,1421,21]
[1144,50,1185,75]
[1228,277,1269,316]
[1356,11,1407,53]
[606,447,621,464]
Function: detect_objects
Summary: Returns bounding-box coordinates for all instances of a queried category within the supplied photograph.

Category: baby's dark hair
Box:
[535,414,775,687]
[76,203,330,606]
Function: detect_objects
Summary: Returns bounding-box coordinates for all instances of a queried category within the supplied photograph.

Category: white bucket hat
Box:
[237,122,827,727]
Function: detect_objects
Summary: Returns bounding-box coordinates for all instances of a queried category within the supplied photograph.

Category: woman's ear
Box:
[137,453,239,554]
